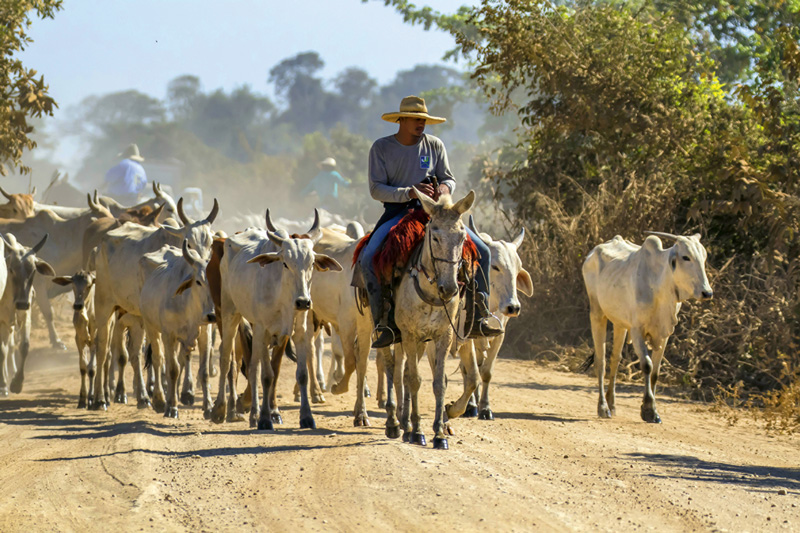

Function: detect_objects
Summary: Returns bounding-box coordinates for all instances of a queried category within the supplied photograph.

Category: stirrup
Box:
[371,324,401,348]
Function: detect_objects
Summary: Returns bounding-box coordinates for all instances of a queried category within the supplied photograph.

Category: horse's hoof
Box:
[271,413,283,425]
[598,405,612,418]
[354,415,370,427]
[9,377,23,394]
[137,398,152,410]
[463,405,479,418]
[152,398,166,414]
[641,405,662,424]
[165,407,179,419]
[257,418,274,431]
[312,394,326,404]
[180,391,195,406]
[386,425,401,439]
[114,392,127,404]
[210,402,227,424]
[300,416,316,429]
[433,437,449,450]
[478,409,494,421]
[412,433,427,447]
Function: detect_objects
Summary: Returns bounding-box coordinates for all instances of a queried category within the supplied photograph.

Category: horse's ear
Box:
[453,190,475,215]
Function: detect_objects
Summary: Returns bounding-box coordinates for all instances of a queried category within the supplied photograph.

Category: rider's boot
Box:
[368,285,402,349]
[465,287,503,339]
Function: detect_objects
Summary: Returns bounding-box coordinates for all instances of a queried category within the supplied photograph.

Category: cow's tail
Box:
[578,352,594,373]
[144,343,153,370]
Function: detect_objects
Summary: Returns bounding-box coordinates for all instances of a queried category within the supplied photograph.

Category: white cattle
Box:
[91,200,219,410]
[0,196,111,351]
[0,234,55,395]
[454,217,533,420]
[582,232,713,423]
[211,210,342,430]
[139,240,216,418]
[51,271,96,408]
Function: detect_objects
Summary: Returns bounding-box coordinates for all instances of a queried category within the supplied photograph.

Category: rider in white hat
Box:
[360,95,502,348]
[104,143,148,206]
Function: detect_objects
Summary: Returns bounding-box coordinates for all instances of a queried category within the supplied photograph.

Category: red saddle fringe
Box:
[353,209,478,284]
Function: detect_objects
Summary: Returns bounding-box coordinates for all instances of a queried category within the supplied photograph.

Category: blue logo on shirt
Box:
[420,155,431,169]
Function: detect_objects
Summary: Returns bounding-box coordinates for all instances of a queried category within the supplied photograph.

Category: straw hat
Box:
[381,95,446,125]
[318,157,336,168]
[118,143,145,162]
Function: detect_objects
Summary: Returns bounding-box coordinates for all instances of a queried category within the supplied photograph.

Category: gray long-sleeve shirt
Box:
[368,133,456,204]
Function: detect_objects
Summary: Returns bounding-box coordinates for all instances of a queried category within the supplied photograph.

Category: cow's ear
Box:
[35,260,56,277]
[247,252,281,267]
[174,275,193,296]
[516,268,533,297]
[313,254,342,272]
[51,276,73,286]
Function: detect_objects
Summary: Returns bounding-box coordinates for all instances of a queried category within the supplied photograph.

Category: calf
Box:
[582,232,713,423]
[52,271,96,408]
[139,240,216,418]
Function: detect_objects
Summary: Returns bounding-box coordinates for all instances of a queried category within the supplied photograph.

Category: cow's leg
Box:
[211,309,240,424]
[9,310,30,393]
[476,333,503,421]
[446,339,479,422]
[292,317,316,429]
[589,306,611,418]
[402,339,425,446]
[163,336,180,418]
[111,319,128,404]
[630,330,660,423]
[126,321,148,408]
[148,331,167,414]
[35,286,66,350]
[606,325,627,417]
[180,343,195,406]
[197,324,213,416]
[380,346,401,438]
[432,332,455,449]
[0,325,10,396]
[77,337,89,408]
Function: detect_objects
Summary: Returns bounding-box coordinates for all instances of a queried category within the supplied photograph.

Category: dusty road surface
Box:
[1,323,798,533]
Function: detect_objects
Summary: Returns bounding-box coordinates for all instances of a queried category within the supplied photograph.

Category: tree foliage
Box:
[0,0,62,176]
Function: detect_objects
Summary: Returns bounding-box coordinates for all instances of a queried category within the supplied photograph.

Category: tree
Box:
[0,0,63,176]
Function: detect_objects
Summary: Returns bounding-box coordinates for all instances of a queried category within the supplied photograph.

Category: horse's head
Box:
[417,190,475,301]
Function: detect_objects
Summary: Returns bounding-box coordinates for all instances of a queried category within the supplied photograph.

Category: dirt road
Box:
[1,324,798,532]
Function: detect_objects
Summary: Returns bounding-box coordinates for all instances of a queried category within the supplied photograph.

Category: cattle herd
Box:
[0,183,713,450]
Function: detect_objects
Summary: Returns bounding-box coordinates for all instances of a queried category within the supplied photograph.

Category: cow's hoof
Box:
[137,398,152,410]
[52,340,67,351]
[210,402,226,424]
[354,415,370,427]
[433,437,449,450]
[165,407,179,419]
[411,432,427,447]
[114,392,127,404]
[9,377,23,394]
[271,413,283,425]
[478,408,494,421]
[227,410,245,423]
[598,405,612,418]
[180,391,195,406]
[641,406,662,424]
[463,405,479,418]
[299,416,316,429]
[386,425,401,439]
[378,399,387,409]
[152,398,166,414]
[257,418,273,431]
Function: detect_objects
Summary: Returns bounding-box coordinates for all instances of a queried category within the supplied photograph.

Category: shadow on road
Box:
[626,452,800,493]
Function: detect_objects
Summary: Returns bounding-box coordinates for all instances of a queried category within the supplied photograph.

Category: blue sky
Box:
[22,0,470,111]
